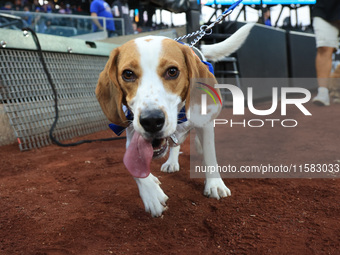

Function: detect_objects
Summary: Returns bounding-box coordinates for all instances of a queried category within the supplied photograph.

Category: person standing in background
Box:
[112,0,134,35]
[0,2,13,10]
[90,0,116,37]
[257,7,271,27]
[14,0,23,11]
[263,8,271,26]
[312,0,340,106]
[22,5,32,26]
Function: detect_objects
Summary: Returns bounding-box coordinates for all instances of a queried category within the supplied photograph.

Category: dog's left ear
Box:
[179,44,221,117]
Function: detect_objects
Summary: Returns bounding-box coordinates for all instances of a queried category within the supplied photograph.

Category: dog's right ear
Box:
[95,48,128,127]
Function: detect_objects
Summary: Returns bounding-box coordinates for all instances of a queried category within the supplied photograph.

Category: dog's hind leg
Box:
[161,146,180,173]
[194,135,203,155]
[196,124,231,199]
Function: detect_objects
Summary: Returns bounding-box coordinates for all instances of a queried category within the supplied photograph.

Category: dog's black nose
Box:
[139,110,165,133]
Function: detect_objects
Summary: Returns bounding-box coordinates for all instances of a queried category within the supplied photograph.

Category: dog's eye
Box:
[122,70,136,82]
[165,67,179,80]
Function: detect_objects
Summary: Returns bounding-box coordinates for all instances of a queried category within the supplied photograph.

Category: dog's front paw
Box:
[161,161,180,173]
[161,146,180,173]
[204,178,231,199]
[136,174,169,217]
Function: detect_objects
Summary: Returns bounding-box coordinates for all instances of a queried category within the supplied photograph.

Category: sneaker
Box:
[312,87,330,106]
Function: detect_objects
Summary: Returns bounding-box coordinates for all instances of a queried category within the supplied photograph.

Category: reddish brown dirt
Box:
[1,101,340,255]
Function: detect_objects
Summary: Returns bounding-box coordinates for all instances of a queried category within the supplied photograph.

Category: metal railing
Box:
[0,10,125,40]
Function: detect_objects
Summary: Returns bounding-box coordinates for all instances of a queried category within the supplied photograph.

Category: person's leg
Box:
[312,47,334,106]
[312,17,339,106]
[316,46,334,86]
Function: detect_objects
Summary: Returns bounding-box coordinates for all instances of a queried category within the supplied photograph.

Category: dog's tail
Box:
[201,23,254,62]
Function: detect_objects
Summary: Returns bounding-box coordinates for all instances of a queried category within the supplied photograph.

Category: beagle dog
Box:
[96,24,253,217]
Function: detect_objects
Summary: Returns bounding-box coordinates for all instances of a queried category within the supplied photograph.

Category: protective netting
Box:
[0,49,110,151]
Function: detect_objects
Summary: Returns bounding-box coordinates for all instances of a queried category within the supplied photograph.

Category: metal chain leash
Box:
[174,0,244,47]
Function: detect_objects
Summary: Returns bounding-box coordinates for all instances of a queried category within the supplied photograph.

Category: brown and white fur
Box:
[96,23,253,217]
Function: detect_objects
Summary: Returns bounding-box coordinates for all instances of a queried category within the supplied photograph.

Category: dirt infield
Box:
[1,101,340,255]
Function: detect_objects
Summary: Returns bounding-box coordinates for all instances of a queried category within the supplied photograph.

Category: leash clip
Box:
[174,0,243,47]
[170,134,179,146]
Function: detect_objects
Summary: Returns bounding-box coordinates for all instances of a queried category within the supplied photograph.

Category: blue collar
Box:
[201,60,214,75]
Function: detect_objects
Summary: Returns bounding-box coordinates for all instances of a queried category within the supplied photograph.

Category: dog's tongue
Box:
[123,131,153,178]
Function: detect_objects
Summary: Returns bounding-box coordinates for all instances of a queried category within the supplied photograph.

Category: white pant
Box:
[313,17,340,50]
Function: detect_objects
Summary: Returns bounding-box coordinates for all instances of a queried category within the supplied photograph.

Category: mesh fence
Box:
[0,48,110,151]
